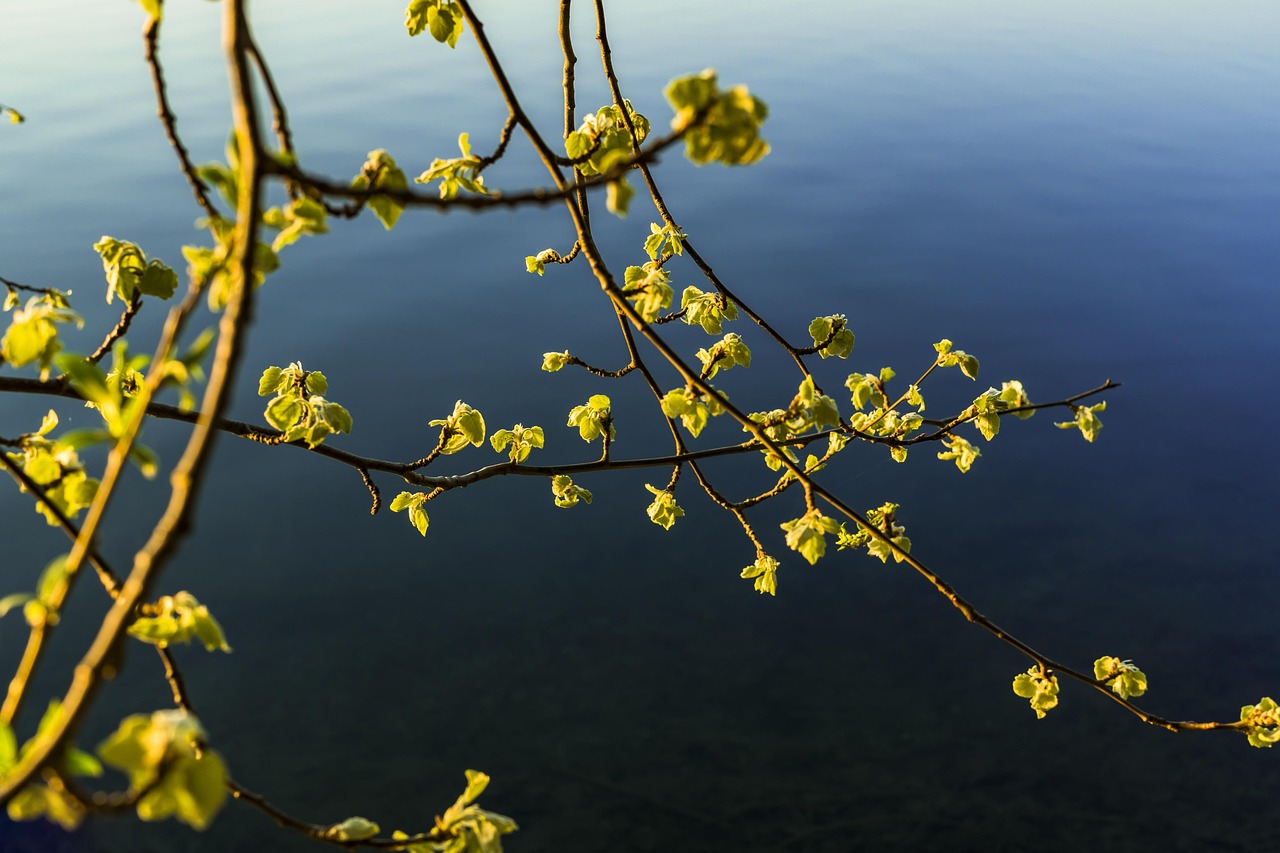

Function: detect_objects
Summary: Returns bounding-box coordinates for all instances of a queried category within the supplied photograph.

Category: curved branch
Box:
[144,15,218,219]
[0,0,266,808]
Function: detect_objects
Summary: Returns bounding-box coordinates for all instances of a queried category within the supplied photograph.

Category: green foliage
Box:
[390,491,431,535]
[258,363,353,448]
[4,411,101,525]
[1,292,81,378]
[415,133,489,199]
[644,222,686,261]
[540,351,571,372]
[3,701,102,830]
[391,770,517,853]
[998,380,1034,419]
[937,434,980,473]
[566,103,650,176]
[430,400,487,454]
[93,236,179,304]
[607,177,635,218]
[933,338,979,380]
[664,69,770,166]
[550,474,591,508]
[790,375,840,433]
[1012,667,1060,719]
[695,332,751,379]
[128,591,232,652]
[490,424,544,463]
[566,395,613,443]
[845,367,891,412]
[565,102,650,216]
[680,286,737,334]
[623,262,674,323]
[352,149,409,230]
[740,554,780,596]
[524,248,561,276]
[1093,657,1147,699]
[660,386,724,438]
[836,502,911,563]
[808,315,855,359]
[781,509,840,565]
[969,389,1004,441]
[263,196,329,252]
[643,484,684,530]
[325,816,381,841]
[182,215,280,311]
[1056,401,1105,443]
[1240,698,1280,748]
[405,0,465,47]
[98,710,229,830]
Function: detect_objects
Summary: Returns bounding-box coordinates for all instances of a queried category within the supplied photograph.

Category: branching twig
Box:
[88,295,143,364]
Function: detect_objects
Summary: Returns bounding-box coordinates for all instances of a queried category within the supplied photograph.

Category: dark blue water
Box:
[3,1,1279,850]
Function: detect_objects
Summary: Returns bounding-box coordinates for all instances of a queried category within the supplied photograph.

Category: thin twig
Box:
[144,14,218,219]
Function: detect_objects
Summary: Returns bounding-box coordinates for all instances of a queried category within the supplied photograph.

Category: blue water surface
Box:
[2,1,1279,850]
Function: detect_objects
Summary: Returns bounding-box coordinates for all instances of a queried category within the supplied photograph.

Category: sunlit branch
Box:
[0,0,266,808]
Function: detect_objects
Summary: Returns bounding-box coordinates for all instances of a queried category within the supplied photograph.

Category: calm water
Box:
[2,1,1279,851]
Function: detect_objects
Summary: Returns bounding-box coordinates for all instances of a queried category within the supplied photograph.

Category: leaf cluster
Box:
[258,363,353,448]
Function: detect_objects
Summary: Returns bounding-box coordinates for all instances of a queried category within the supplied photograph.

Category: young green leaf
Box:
[127,591,232,653]
[551,474,592,508]
[429,400,486,454]
[1093,656,1148,699]
[326,817,382,842]
[541,351,572,372]
[781,510,840,565]
[1012,668,1060,719]
[643,485,684,530]
[98,710,229,830]
[681,286,738,334]
[352,149,408,230]
[406,0,465,46]
[740,554,780,596]
[665,69,770,166]
[644,222,686,260]
[390,491,430,535]
[1240,697,1279,748]
[1056,401,1105,443]
[490,424,544,463]
[937,434,980,473]
[808,315,854,359]
[566,395,613,443]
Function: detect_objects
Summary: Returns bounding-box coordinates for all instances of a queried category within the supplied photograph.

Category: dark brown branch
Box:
[582,0,1222,737]
[563,354,634,378]
[157,647,195,714]
[88,295,143,364]
[143,15,218,219]
[910,379,1119,441]
[229,777,452,849]
[476,114,517,172]
[0,275,64,299]
[589,0,813,379]
[244,30,294,158]
[265,124,690,213]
